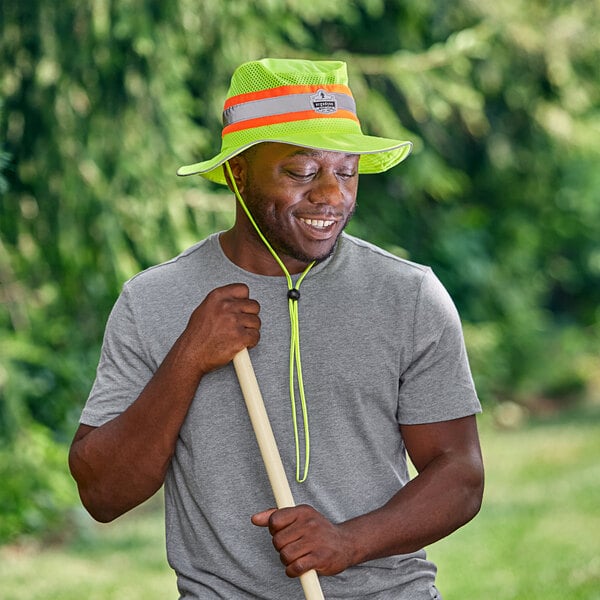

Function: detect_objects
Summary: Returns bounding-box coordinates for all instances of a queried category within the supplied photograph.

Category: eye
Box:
[287,170,316,181]
[336,170,357,181]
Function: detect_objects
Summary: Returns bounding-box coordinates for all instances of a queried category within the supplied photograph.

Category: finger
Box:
[239,313,261,330]
[240,299,261,315]
[238,314,261,349]
[223,295,260,318]
[220,282,250,299]
[266,505,301,527]
[277,538,311,567]
[285,553,316,579]
[208,283,257,311]
[268,505,320,535]
[251,508,277,527]
[244,330,260,350]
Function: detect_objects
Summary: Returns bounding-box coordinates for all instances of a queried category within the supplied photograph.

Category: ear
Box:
[224,155,248,195]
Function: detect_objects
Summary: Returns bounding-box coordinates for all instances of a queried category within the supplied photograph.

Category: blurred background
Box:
[1,1,599,598]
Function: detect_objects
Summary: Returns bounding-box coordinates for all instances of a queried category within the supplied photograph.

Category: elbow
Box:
[85,503,123,524]
[465,482,484,524]
[74,482,132,524]
[68,445,126,523]
[462,458,485,524]
[76,486,125,523]
[68,442,163,523]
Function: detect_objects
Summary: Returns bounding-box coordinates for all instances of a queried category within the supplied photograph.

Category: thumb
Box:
[251,508,277,527]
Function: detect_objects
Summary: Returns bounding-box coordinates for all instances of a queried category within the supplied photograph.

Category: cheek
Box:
[343,175,359,195]
[344,184,358,208]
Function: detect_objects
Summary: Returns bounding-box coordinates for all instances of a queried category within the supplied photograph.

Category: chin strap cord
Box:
[225,161,314,483]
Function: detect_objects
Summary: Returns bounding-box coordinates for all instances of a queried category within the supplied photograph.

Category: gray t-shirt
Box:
[81,232,480,600]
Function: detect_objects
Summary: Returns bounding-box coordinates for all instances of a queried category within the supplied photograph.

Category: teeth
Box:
[301,218,334,228]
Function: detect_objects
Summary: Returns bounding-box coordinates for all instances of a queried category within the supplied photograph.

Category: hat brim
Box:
[177,134,413,185]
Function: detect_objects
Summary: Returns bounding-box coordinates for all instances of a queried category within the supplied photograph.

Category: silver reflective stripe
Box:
[223,91,356,126]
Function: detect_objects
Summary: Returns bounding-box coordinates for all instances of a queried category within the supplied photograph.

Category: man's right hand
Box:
[183,283,261,375]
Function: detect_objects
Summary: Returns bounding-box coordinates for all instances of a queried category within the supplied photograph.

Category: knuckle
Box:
[268,512,281,532]
[278,546,294,565]
[287,556,309,578]
[270,530,284,549]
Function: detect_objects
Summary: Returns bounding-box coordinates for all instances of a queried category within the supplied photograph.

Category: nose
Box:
[308,173,346,208]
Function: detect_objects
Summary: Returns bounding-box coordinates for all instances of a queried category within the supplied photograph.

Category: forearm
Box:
[69,332,204,522]
[251,417,484,579]
[70,283,261,522]
[341,449,484,565]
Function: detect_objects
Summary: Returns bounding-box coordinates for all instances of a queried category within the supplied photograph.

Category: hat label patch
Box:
[310,89,338,114]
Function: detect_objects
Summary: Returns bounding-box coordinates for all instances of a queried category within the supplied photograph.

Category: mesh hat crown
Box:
[177,58,412,184]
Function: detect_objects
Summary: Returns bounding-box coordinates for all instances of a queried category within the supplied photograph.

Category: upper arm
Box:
[400,415,483,476]
[71,423,97,445]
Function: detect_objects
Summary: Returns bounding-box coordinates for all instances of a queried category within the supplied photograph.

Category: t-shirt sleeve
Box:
[79,284,155,427]
[397,268,481,424]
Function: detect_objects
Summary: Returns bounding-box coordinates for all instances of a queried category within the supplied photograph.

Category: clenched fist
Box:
[182,283,261,375]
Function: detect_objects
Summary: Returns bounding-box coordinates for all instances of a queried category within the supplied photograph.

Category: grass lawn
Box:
[0,498,176,600]
[1,405,599,599]
[429,405,600,600]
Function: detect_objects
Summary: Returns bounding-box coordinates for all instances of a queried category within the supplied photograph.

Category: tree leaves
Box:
[1,0,599,539]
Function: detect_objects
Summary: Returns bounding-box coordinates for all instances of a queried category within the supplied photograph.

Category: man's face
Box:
[236,143,359,266]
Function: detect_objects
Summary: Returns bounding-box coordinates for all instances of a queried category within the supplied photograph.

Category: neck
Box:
[219,228,314,276]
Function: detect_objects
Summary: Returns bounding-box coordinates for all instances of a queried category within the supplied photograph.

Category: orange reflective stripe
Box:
[223,84,353,110]
[222,109,359,136]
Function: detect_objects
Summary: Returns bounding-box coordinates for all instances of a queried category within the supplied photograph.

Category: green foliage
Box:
[1,0,599,540]
[0,105,9,195]
[0,422,78,541]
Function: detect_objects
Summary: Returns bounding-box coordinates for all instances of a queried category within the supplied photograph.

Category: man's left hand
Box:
[251,504,354,578]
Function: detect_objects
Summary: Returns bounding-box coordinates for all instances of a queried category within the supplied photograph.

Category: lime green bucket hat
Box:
[177,57,412,184]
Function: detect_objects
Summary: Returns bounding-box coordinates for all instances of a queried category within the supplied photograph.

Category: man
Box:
[69,58,484,599]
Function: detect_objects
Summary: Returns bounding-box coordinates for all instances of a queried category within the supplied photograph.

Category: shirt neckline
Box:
[209,231,338,283]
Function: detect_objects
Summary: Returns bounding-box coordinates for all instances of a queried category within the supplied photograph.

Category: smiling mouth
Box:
[299,217,336,229]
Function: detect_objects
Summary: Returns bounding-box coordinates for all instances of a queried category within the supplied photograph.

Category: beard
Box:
[242,184,356,265]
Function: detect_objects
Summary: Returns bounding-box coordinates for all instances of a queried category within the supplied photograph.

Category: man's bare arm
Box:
[69,284,260,523]
[252,415,484,577]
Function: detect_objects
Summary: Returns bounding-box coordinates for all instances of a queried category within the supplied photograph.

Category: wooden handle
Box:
[233,348,325,600]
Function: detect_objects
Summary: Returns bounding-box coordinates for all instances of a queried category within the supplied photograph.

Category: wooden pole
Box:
[233,348,325,600]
